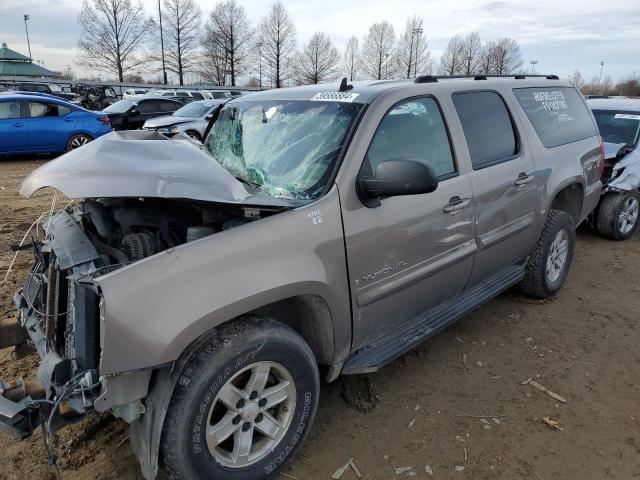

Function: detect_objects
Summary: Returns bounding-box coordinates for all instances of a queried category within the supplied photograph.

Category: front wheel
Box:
[519,209,576,298]
[160,317,319,480]
[596,190,640,241]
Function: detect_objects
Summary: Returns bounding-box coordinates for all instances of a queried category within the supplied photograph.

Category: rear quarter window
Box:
[513,87,596,148]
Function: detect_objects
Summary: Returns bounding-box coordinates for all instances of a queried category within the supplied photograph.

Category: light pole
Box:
[385,53,389,79]
[411,27,423,78]
[158,0,167,85]
[530,60,538,75]
[23,14,32,60]
[598,61,604,94]
[257,41,263,89]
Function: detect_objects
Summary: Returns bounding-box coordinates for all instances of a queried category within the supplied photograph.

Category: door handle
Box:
[443,196,471,214]
[12,122,24,128]
[514,172,534,188]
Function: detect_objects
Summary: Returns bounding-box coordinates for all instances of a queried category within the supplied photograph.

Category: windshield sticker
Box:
[311,92,360,103]
[532,90,573,122]
[614,113,640,121]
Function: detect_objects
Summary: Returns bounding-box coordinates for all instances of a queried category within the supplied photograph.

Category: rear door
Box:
[25,101,73,151]
[341,95,476,349]
[451,90,540,283]
[0,100,29,153]
[128,99,160,129]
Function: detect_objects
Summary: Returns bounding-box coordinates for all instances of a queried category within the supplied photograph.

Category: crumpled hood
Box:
[143,115,196,129]
[19,130,291,206]
[609,147,640,191]
[603,142,626,160]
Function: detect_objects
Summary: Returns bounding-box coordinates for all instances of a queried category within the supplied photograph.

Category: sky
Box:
[0,0,638,83]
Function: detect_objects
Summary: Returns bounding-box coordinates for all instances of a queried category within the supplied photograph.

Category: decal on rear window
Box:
[311,92,359,102]
[614,113,640,121]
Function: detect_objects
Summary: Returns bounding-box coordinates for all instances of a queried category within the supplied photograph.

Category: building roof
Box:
[0,42,56,77]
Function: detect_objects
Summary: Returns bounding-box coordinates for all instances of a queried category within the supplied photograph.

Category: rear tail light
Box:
[98,117,110,124]
[597,135,605,179]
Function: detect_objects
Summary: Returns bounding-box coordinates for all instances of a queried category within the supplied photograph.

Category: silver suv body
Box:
[2,76,602,480]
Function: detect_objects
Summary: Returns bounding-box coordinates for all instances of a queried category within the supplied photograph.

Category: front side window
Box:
[513,87,596,148]
[453,91,518,169]
[103,99,135,113]
[366,97,456,178]
[592,110,640,149]
[0,101,21,119]
[204,100,362,200]
[29,102,59,117]
[137,101,158,114]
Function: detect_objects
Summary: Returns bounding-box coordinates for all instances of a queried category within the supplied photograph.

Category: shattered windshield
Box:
[203,100,362,200]
[593,110,640,148]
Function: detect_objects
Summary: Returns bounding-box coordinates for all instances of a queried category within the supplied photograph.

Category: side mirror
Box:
[358,159,438,207]
[205,114,213,120]
[130,109,138,115]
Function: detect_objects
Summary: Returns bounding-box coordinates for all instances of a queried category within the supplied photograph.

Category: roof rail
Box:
[414,74,559,83]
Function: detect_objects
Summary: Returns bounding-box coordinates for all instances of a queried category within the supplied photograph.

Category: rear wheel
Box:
[66,133,93,151]
[160,317,319,480]
[596,190,640,241]
[519,209,575,298]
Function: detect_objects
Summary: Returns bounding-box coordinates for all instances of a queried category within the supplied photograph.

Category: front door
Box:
[341,96,476,350]
[451,90,540,283]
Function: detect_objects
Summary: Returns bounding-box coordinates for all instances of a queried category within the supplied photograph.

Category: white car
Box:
[123,88,149,98]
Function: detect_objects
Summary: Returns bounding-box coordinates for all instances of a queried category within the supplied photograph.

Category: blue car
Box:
[0,94,112,155]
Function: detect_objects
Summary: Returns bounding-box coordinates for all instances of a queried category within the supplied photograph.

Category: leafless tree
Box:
[439,35,464,75]
[568,70,585,89]
[77,0,155,82]
[478,41,496,74]
[200,42,229,85]
[294,32,340,85]
[490,37,523,74]
[361,21,396,80]
[396,15,431,79]
[343,36,360,81]
[460,32,482,74]
[161,0,201,85]
[204,0,252,86]
[257,1,296,88]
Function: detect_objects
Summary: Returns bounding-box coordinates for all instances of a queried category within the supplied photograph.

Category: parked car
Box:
[72,84,118,111]
[0,93,111,155]
[4,75,602,480]
[146,89,205,100]
[587,98,640,240]
[142,99,226,140]
[2,82,77,101]
[202,89,233,100]
[102,96,183,130]
[123,88,149,98]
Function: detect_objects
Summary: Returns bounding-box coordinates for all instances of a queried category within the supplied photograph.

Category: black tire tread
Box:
[519,209,575,298]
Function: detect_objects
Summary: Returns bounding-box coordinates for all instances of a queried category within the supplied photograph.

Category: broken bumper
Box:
[0,378,44,439]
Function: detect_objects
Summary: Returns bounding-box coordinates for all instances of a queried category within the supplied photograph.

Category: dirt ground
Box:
[0,157,639,480]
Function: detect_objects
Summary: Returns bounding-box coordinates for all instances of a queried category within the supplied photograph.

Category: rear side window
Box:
[159,101,180,112]
[512,87,596,148]
[137,100,158,113]
[29,102,59,117]
[176,91,189,97]
[452,91,518,169]
[190,92,204,100]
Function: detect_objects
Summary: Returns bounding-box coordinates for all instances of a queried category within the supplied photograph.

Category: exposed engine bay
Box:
[6,197,283,440]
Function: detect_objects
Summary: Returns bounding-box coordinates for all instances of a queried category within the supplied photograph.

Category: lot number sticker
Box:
[614,114,640,121]
[311,92,360,102]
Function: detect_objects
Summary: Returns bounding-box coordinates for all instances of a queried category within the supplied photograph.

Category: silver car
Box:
[142,100,227,140]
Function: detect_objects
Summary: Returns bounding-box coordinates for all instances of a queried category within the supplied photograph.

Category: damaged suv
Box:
[2,76,602,480]
[587,98,640,240]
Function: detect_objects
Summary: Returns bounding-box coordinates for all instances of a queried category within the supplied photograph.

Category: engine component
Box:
[186,226,215,242]
[121,232,158,261]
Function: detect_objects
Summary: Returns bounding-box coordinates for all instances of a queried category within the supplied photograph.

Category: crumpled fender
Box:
[609,148,640,191]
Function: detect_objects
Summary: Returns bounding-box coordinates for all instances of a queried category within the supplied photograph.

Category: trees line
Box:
[77,0,530,86]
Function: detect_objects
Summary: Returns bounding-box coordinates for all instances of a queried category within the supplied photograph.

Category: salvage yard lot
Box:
[0,157,639,480]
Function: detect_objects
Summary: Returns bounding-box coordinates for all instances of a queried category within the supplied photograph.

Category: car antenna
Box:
[339,77,353,92]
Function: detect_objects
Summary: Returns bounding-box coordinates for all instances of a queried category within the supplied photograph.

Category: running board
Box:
[342,265,524,374]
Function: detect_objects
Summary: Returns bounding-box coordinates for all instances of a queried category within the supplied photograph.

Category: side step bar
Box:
[342,265,524,374]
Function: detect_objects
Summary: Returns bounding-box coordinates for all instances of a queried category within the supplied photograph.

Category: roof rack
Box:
[414,74,559,84]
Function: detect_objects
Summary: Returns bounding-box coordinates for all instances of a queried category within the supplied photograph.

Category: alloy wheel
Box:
[618,197,639,235]
[546,228,569,282]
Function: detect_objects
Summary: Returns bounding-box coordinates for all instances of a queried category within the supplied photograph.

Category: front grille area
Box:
[23,260,46,311]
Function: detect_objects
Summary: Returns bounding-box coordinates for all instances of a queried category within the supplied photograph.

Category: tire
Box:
[65,133,93,151]
[519,209,575,298]
[185,131,201,141]
[596,190,640,241]
[160,317,319,480]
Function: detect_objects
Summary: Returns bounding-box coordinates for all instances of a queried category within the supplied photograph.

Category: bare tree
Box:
[204,0,252,86]
[77,0,154,82]
[568,70,585,89]
[478,41,496,74]
[460,32,482,74]
[257,1,296,88]
[439,35,464,75]
[490,37,523,74]
[294,32,340,85]
[343,36,360,80]
[200,42,229,85]
[161,0,201,85]
[361,21,396,80]
[396,15,431,78]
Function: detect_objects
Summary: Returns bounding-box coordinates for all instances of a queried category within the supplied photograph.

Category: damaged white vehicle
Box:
[588,98,640,240]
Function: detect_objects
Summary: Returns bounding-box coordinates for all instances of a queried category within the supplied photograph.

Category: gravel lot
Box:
[1,157,639,480]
